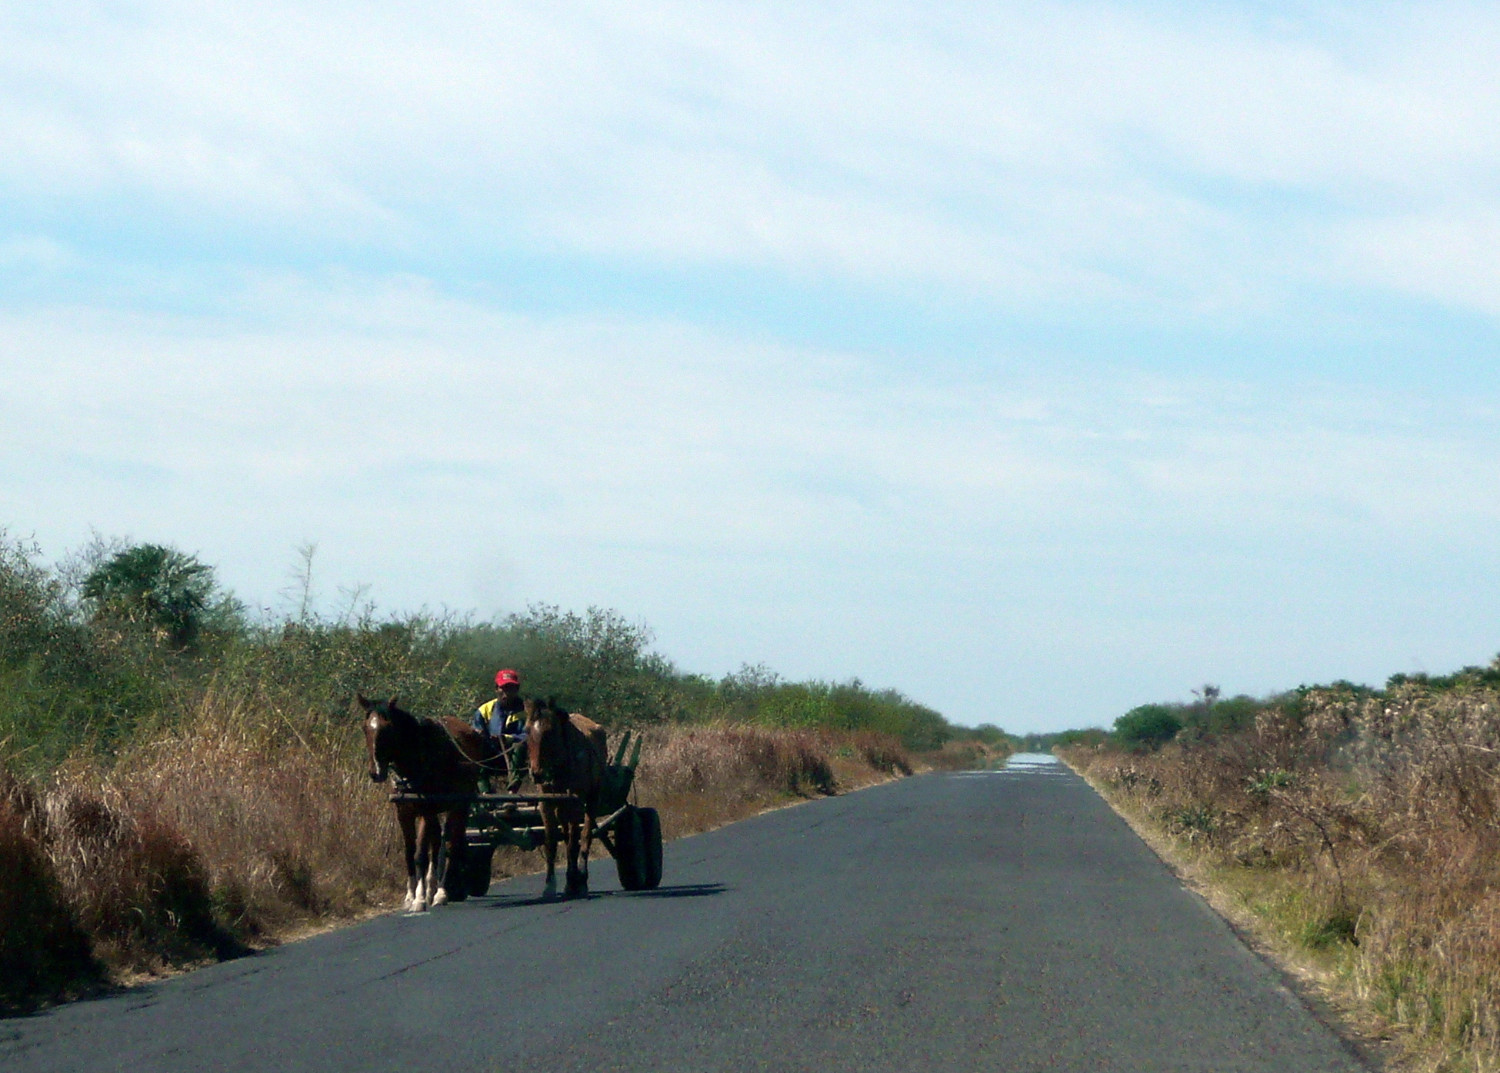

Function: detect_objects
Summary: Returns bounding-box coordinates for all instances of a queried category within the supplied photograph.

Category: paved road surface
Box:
[1,756,1367,1072]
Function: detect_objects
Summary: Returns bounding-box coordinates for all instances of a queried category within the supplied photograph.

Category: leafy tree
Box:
[1113,704,1183,751]
[1052,727,1108,748]
[81,544,217,649]
[0,532,70,662]
[966,723,1009,745]
[1203,694,1261,735]
[448,604,681,723]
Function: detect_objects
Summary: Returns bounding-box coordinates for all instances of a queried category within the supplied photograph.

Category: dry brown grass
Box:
[0,771,100,1011]
[107,717,396,938]
[628,723,911,838]
[1065,683,1500,1073]
[915,738,1007,771]
[0,706,923,1012]
[42,782,225,971]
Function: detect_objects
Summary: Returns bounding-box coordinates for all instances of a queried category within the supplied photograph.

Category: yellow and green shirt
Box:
[474,698,526,738]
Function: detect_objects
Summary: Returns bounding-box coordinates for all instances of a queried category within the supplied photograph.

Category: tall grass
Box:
[0,769,99,1011]
[1064,670,1500,1072]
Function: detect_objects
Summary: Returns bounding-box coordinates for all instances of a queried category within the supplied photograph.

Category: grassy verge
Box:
[1060,751,1398,1067]
[1061,686,1500,1073]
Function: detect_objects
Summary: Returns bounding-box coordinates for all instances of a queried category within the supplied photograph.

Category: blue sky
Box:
[3,2,1500,732]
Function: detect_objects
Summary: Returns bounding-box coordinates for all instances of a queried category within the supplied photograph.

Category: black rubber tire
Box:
[614,807,649,891]
[636,807,663,890]
[466,845,495,898]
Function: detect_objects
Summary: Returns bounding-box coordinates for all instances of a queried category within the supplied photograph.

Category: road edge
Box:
[1058,753,1404,1073]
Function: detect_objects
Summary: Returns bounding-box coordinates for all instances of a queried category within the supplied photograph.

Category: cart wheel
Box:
[614,806,648,891]
[636,807,663,890]
[466,845,495,898]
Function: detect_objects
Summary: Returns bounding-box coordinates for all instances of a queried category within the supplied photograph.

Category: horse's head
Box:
[358,693,406,783]
[525,698,565,790]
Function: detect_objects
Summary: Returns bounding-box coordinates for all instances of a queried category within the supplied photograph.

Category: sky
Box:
[3,1,1500,733]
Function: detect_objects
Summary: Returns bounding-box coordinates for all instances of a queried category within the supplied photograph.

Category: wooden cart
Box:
[389,729,663,899]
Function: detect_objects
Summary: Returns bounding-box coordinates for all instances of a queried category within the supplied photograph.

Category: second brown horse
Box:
[525,698,607,897]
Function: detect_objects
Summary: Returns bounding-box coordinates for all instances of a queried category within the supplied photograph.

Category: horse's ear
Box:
[388,695,399,709]
[355,692,369,711]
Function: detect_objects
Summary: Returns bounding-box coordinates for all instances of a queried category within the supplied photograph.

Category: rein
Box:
[436,717,517,777]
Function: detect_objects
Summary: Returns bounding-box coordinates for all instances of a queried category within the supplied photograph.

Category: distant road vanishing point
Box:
[3,755,1368,1073]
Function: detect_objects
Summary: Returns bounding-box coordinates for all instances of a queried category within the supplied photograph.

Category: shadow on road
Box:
[480,883,727,910]
[625,883,728,899]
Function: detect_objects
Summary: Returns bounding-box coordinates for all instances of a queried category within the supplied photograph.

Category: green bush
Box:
[0,533,119,769]
[706,669,951,751]
[1053,727,1108,748]
[1113,704,1183,751]
[452,605,684,724]
[1203,695,1261,734]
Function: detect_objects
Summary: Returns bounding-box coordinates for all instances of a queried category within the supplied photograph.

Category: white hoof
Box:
[432,888,449,907]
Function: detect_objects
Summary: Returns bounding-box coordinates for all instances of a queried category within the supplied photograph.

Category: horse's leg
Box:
[565,809,585,897]
[426,811,447,909]
[398,805,419,911]
[432,807,466,907]
[541,803,559,896]
[412,813,427,911]
[414,812,438,911]
[580,809,596,888]
[431,811,449,907]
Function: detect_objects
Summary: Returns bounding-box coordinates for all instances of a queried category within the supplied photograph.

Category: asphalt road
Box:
[1,756,1368,1073]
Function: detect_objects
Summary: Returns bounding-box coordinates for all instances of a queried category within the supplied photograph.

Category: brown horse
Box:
[525,698,607,898]
[359,694,486,911]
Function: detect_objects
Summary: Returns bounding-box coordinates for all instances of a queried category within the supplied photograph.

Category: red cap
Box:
[495,669,520,688]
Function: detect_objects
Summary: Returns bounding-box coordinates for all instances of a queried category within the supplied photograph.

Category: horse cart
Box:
[387,728,664,900]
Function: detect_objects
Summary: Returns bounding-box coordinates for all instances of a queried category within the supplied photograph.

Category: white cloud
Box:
[1335,208,1500,316]
[5,276,1500,728]
[3,2,1499,317]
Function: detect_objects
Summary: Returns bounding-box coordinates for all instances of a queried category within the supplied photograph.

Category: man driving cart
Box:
[472,668,528,790]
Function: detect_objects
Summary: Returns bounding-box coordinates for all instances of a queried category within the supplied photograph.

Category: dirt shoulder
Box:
[1061,751,1418,1073]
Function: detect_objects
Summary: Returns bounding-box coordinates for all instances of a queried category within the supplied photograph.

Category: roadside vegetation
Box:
[0,529,1007,1013]
[1056,673,1500,1073]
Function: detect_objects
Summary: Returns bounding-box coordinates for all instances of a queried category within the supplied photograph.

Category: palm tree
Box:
[81,544,214,649]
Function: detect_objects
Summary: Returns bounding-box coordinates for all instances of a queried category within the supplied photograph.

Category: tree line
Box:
[0,530,980,774]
